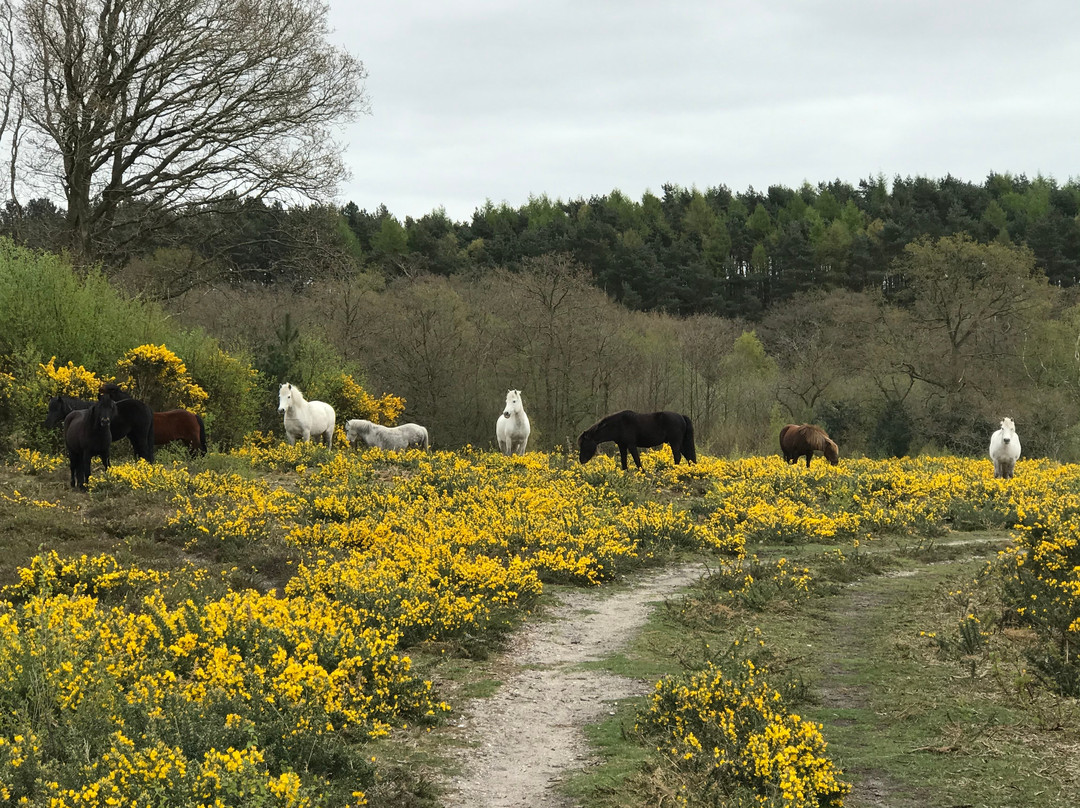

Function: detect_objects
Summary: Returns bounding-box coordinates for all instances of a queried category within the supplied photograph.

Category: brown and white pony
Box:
[779,424,839,468]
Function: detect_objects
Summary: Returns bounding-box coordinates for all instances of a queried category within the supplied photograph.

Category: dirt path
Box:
[440,562,705,808]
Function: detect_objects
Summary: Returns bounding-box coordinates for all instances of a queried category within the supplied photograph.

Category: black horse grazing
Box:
[64,395,117,489]
[578,410,696,470]
[100,383,205,455]
[779,423,839,468]
[45,392,155,463]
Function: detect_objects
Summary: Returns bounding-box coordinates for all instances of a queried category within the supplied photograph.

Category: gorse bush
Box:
[114,343,209,413]
[0,241,265,451]
[637,632,851,808]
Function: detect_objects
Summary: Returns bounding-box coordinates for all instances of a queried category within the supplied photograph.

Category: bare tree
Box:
[3,0,366,261]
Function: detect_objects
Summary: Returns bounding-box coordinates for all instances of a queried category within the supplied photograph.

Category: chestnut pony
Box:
[779,424,839,468]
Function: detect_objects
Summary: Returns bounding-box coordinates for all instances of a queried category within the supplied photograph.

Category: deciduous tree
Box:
[1,0,367,262]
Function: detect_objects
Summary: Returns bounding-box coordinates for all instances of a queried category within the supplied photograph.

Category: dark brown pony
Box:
[779,424,839,468]
[153,410,207,455]
[578,410,696,470]
[46,393,155,463]
[64,394,117,489]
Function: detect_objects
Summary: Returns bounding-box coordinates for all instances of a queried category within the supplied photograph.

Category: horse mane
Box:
[282,382,309,404]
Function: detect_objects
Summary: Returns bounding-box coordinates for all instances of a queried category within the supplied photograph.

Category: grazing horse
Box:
[989,417,1021,479]
[578,410,696,470]
[100,384,205,456]
[46,392,155,463]
[345,419,430,450]
[496,389,531,455]
[278,382,335,448]
[64,394,117,489]
[779,424,839,468]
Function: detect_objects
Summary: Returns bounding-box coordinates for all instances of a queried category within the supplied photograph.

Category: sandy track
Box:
[440,562,705,808]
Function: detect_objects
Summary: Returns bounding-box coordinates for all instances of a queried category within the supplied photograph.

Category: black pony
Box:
[578,410,697,470]
[64,394,117,489]
[101,383,206,455]
[45,392,155,463]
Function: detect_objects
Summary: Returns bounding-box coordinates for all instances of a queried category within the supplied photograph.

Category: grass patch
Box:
[561,699,652,807]
[567,530,1080,808]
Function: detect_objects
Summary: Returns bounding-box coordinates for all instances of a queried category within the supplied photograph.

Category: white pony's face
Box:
[504,389,522,410]
[1000,417,1016,441]
[278,383,293,413]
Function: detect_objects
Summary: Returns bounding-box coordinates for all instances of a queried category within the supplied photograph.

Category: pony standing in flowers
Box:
[989,417,1021,479]
[779,424,839,468]
[579,410,696,470]
[345,419,429,450]
[278,382,335,448]
[496,389,530,455]
[64,394,117,489]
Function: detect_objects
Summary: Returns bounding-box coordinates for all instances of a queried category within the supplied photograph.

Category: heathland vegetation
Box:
[0,189,1078,804]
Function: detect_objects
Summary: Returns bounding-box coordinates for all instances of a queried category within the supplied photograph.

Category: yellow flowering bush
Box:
[0,550,186,606]
[114,343,209,413]
[324,373,406,425]
[38,357,104,399]
[638,644,850,807]
[997,469,1080,694]
[11,448,64,475]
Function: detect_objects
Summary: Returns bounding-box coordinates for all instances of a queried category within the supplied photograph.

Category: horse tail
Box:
[681,415,697,463]
[196,414,207,456]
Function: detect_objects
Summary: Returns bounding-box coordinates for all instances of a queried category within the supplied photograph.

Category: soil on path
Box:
[440,562,705,808]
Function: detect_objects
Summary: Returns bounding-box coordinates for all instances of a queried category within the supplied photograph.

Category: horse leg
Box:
[630,447,643,469]
[79,453,92,490]
[618,445,629,470]
[804,453,812,469]
[670,442,682,465]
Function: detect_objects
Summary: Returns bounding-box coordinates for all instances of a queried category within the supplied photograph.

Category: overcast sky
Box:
[326,1,1079,223]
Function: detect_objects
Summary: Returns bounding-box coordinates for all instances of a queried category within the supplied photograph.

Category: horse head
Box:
[504,389,523,414]
[278,382,294,413]
[94,394,118,429]
[823,436,840,465]
[45,396,69,429]
[578,431,599,464]
[100,382,133,401]
[999,417,1016,444]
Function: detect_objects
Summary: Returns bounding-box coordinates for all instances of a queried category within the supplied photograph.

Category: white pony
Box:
[277,382,335,448]
[989,416,1021,479]
[496,389,530,455]
[345,419,429,451]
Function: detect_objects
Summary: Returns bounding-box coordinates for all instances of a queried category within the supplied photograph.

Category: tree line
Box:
[7,171,1077,322]
[153,234,1077,465]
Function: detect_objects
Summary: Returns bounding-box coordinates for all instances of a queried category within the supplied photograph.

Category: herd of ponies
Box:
[41,379,1024,490]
